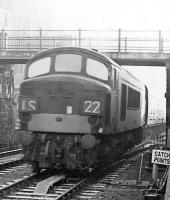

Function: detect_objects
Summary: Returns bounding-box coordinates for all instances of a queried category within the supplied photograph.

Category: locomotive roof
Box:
[31,47,142,84]
[32,46,120,68]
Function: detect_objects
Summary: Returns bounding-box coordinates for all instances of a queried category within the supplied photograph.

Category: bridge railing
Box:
[0,29,170,54]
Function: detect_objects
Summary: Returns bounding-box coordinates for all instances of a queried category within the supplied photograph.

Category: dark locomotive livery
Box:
[17,47,151,172]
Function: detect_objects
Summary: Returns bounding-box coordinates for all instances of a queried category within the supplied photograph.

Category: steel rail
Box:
[0,141,151,199]
[0,149,23,158]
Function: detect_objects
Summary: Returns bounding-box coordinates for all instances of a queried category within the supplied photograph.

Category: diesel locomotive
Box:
[17,47,152,172]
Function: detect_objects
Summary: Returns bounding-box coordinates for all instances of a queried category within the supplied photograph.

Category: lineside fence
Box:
[0,29,170,54]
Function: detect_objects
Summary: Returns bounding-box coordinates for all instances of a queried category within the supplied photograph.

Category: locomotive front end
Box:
[17,48,112,172]
[18,76,108,134]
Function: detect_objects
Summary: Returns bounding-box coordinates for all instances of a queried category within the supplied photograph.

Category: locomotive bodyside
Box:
[117,69,146,132]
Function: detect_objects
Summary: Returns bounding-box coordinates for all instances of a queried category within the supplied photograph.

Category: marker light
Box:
[98,127,104,133]
[15,119,22,130]
[66,106,72,114]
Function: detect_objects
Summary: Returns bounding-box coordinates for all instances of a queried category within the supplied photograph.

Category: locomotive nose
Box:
[21,74,111,92]
[20,75,111,113]
[19,74,111,133]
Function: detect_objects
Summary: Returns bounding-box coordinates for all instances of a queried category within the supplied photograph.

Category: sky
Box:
[0,0,167,99]
[2,0,170,30]
[123,66,166,97]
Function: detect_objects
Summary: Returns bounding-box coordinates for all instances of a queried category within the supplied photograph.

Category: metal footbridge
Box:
[0,29,170,66]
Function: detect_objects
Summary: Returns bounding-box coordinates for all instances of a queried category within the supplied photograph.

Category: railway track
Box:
[0,141,153,200]
[74,164,145,200]
[0,163,31,180]
[0,148,26,188]
[0,149,23,158]
[0,171,87,200]
[2,163,146,200]
[0,151,24,171]
[73,151,154,199]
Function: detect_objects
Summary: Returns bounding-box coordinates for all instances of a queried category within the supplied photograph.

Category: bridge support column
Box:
[166,60,170,148]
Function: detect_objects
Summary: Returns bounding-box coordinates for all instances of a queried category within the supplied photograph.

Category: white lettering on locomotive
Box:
[28,100,36,111]
[84,100,101,113]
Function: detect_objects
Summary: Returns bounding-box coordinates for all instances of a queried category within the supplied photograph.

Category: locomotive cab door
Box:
[110,66,120,133]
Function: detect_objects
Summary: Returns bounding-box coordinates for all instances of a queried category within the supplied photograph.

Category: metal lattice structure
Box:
[0,64,15,147]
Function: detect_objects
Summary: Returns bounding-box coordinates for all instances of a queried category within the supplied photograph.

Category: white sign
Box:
[152,149,170,165]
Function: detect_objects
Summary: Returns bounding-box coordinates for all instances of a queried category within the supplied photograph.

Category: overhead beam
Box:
[104,52,170,66]
[0,51,34,64]
[0,57,30,64]
[0,51,170,66]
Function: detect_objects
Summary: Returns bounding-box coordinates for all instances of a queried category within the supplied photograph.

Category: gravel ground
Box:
[98,187,144,200]
[93,152,166,200]
[0,151,166,200]
[0,164,32,185]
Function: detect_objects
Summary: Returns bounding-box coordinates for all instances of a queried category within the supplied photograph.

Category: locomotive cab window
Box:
[128,87,140,109]
[55,54,82,72]
[86,58,108,81]
[28,57,51,78]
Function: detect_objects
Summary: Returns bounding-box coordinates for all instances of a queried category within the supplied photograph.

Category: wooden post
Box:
[152,163,158,186]
[138,152,144,182]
